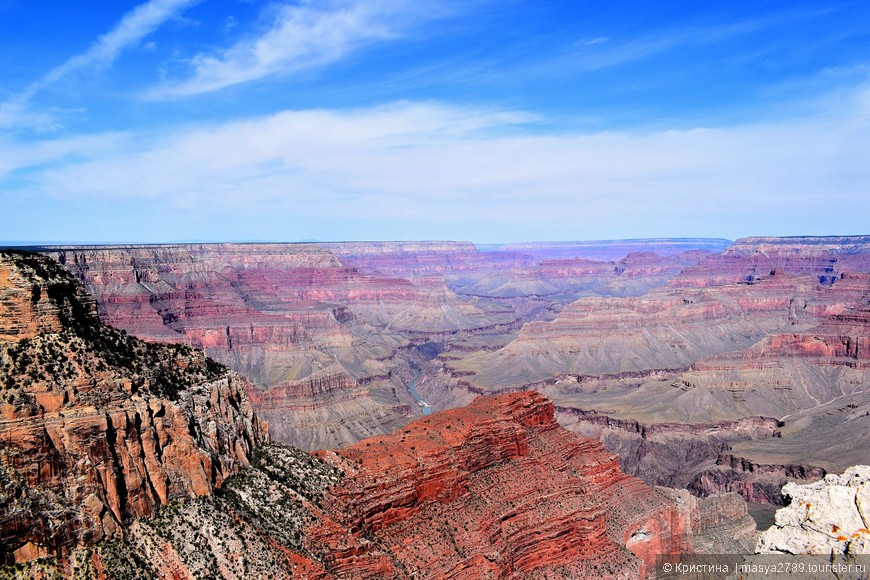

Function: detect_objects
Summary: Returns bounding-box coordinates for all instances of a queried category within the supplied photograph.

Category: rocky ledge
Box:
[307,391,756,578]
[4,392,757,579]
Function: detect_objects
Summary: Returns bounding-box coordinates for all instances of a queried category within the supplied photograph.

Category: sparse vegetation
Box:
[89,442,343,579]
[0,251,240,570]
[1,251,228,401]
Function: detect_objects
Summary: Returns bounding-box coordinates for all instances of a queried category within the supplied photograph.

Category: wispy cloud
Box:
[0,0,199,130]
[148,0,444,98]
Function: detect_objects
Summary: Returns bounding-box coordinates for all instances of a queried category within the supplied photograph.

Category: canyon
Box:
[29,236,870,510]
[430,236,870,503]
[34,240,723,452]
[1,251,754,578]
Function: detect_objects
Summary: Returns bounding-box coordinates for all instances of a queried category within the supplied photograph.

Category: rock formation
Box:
[27,236,870,510]
[4,390,757,578]
[756,465,870,555]
[0,250,267,564]
[311,391,756,578]
[430,237,870,503]
[35,243,522,450]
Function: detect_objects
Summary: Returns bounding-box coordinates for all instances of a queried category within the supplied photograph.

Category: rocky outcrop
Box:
[308,391,754,578]
[4,391,758,579]
[0,251,100,341]
[557,408,782,488]
[689,454,827,504]
[0,250,267,564]
[756,465,870,555]
[656,488,758,554]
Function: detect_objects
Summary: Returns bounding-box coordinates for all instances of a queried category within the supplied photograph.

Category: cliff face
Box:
[38,243,522,450]
[0,251,267,564]
[0,251,100,341]
[451,271,867,390]
[8,391,753,579]
[37,241,714,451]
[31,237,870,510]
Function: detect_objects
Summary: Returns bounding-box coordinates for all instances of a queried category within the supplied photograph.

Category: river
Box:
[407,371,432,416]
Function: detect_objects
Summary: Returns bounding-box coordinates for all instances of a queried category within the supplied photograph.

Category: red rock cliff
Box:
[2,390,754,578]
[308,391,752,578]
[0,251,268,564]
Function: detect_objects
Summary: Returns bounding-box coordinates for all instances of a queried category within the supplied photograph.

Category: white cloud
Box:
[149,0,441,98]
[0,0,199,130]
[5,85,869,239]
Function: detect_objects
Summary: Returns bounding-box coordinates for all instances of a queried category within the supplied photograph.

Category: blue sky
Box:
[1,0,870,244]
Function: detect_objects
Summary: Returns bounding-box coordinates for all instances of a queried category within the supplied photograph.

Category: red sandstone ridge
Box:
[308,391,756,578]
[2,385,755,577]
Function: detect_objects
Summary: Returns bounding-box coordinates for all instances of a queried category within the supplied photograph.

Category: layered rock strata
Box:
[34,241,715,450]
[36,244,521,449]
[5,391,757,579]
[309,391,756,578]
[29,237,870,505]
[0,251,267,563]
[435,237,870,502]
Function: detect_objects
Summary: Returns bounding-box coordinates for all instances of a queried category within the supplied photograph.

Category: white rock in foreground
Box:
[756,465,870,555]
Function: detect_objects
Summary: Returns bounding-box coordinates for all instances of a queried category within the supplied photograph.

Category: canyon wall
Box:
[34,240,715,450]
[0,250,267,563]
[28,237,870,506]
